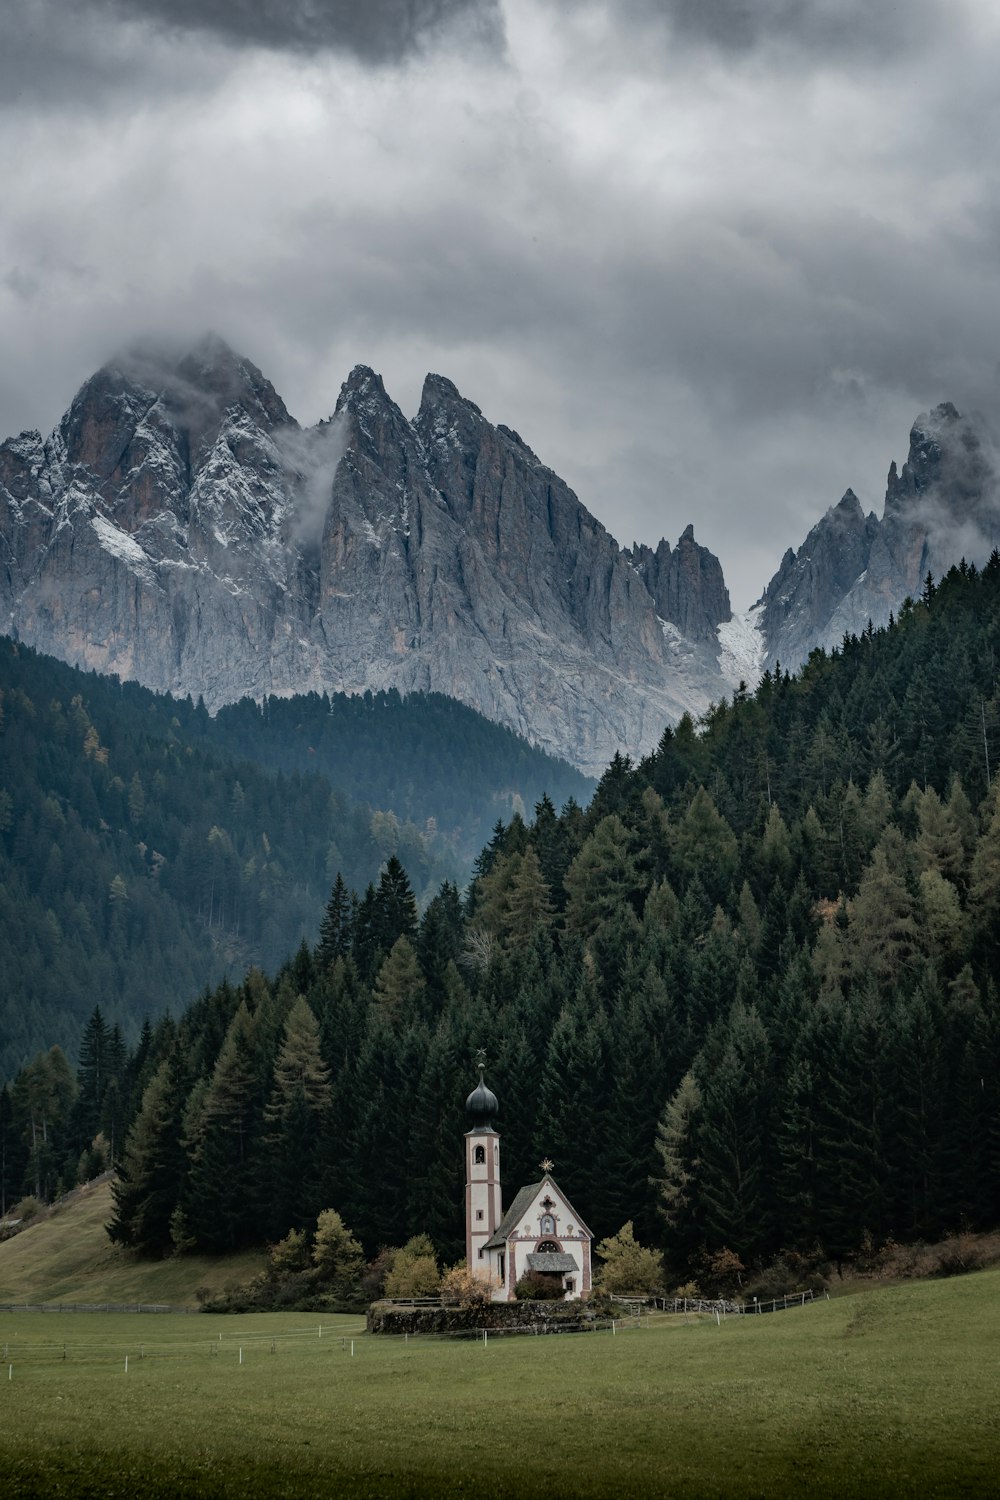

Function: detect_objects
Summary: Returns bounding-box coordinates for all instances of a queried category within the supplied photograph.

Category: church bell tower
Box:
[465,1056,502,1277]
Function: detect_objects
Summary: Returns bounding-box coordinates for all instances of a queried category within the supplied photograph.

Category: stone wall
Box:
[367,1300,609,1336]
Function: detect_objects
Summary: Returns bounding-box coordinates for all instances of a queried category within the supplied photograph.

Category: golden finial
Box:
[540,1157,554,1173]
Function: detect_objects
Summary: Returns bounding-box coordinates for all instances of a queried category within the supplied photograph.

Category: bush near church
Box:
[595,1222,665,1296]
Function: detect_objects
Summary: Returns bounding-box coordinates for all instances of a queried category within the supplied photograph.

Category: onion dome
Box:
[465,1066,499,1131]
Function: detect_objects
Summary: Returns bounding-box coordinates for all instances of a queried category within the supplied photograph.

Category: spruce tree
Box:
[317,874,353,967]
[693,1003,772,1260]
[654,1070,702,1267]
[183,1003,264,1251]
[107,1051,188,1255]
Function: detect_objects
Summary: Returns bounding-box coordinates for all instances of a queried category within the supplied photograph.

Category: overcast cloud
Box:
[2,0,999,605]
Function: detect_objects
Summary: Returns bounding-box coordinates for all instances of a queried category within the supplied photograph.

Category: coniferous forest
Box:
[0,640,589,1077]
[4,559,1000,1281]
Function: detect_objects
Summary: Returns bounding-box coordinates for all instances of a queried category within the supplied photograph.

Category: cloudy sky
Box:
[3,0,999,605]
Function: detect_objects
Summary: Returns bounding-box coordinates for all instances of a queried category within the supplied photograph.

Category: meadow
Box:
[2,1270,999,1498]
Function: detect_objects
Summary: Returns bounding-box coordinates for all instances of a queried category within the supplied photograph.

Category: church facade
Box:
[464,1065,593,1302]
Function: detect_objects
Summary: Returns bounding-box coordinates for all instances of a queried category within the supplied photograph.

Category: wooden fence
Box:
[0,1302,197,1314]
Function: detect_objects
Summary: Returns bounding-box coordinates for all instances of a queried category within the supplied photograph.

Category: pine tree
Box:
[910,788,963,885]
[0,1083,26,1218]
[671,789,739,904]
[372,937,426,1016]
[817,986,893,1256]
[888,981,946,1239]
[417,882,464,994]
[563,815,642,945]
[693,1003,772,1259]
[372,857,418,955]
[846,831,922,989]
[653,1070,702,1267]
[183,1003,263,1251]
[107,1051,188,1255]
[76,1006,111,1142]
[261,996,331,1235]
[317,874,352,967]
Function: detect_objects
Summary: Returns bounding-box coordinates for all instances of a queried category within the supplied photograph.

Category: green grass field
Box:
[0,1180,265,1305]
[2,1271,999,1498]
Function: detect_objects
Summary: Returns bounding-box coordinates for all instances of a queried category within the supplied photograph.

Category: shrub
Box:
[312,1209,364,1298]
[440,1264,493,1309]
[270,1227,309,1278]
[515,1271,565,1301]
[595,1222,664,1295]
[360,1247,398,1304]
[383,1234,440,1298]
[741,1247,831,1302]
[934,1234,990,1278]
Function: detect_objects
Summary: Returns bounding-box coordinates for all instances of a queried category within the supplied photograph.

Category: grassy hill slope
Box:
[0,1179,265,1305]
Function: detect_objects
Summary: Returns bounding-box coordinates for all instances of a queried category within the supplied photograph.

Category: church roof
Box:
[482,1181,543,1250]
[483,1174,592,1250]
[525,1252,578,1273]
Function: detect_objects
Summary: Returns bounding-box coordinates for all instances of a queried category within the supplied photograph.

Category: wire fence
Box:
[0,1321,369,1370]
[0,1302,197,1314]
[654,1289,821,1316]
[0,1288,823,1374]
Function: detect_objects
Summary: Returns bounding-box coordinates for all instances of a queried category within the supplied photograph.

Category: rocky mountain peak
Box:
[756,488,879,669]
[334,365,417,475]
[759,402,1000,672]
[171,334,294,441]
[57,337,296,522]
[627,525,731,645]
[419,372,466,409]
[339,364,386,401]
[415,371,490,470]
[886,401,993,528]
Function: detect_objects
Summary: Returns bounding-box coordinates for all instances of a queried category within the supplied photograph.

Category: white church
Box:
[464,1062,593,1301]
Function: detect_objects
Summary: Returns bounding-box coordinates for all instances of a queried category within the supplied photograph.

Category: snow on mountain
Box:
[717,606,766,692]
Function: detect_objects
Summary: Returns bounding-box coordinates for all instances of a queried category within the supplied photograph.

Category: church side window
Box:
[474,1144,485,1164]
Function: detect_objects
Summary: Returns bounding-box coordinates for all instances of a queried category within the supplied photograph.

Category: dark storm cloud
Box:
[555,0,942,58]
[0,0,217,109]
[0,0,502,112]
[103,0,504,63]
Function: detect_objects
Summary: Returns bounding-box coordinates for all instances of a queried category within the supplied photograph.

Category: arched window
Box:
[474,1144,485,1165]
[536,1240,560,1254]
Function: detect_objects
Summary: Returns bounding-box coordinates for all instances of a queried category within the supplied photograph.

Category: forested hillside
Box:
[197,689,591,862]
[0,641,589,1077]
[5,559,1000,1280]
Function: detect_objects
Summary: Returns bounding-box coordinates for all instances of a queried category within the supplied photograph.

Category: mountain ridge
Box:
[3,339,999,771]
[0,339,734,776]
